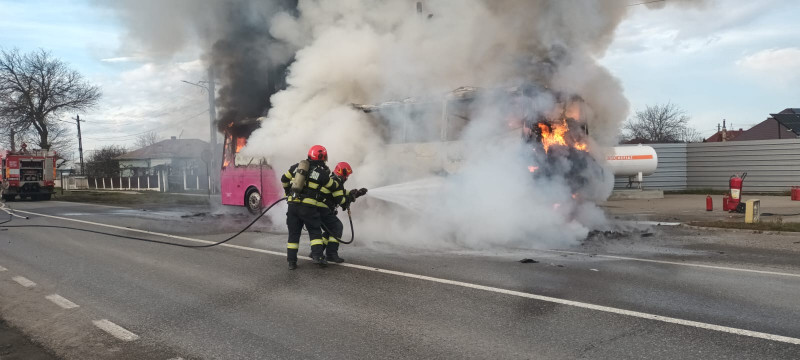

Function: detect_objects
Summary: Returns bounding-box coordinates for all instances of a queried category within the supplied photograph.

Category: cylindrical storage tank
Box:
[605,144,658,176]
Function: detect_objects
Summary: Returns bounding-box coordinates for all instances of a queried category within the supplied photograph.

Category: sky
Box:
[1,0,798,158]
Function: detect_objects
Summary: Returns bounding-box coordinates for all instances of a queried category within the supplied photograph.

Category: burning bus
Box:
[353,84,657,192]
[219,118,283,213]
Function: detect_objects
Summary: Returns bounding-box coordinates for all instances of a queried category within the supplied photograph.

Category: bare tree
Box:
[623,102,700,143]
[0,48,101,150]
[85,145,127,177]
[134,130,160,149]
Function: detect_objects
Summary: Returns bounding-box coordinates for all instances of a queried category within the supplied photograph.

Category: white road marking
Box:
[12,209,800,345]
[12,276,36,288]
[92,319,139,341]
[0,265,7,271]
[45,294,80,309]
[541,249,800,278]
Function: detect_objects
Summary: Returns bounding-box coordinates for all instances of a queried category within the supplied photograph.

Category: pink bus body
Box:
[220,135,283,213]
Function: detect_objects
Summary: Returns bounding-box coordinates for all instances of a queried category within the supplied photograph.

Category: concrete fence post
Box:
[102,178,106,189]
[94,178,98,189]
[147,176,151,190]
[196,175,200,190]
[183,169,187,191]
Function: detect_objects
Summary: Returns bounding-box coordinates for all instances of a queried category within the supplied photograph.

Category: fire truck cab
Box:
[1,144,57,201]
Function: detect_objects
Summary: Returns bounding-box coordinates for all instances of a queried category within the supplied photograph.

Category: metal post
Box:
[207,66,218,196]
[75,115,85,175]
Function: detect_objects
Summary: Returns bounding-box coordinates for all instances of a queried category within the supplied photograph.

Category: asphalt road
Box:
[1,200,799,359]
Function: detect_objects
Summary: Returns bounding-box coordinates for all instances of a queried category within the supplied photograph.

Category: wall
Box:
[686,139,800,192]
[615,139,800,192]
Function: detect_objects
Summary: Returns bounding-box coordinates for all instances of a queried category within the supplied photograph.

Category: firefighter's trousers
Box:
[319,208,344,257]
[286,203,324,262]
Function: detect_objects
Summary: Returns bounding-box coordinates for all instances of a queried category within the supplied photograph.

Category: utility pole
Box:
[182,67,218,194]
[9,128,15,152]
[74,115,85,175]
[207,67,218,194]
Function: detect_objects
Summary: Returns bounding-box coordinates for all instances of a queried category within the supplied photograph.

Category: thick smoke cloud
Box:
[101,0,697,249]
[241,0,633,248]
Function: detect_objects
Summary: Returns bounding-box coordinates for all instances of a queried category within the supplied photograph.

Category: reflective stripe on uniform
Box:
[320,187,331,194]
[327,236,339,244]
[332,190,344,197]
[282,182,290,187]
[297,197,329,208]
[307,182,319,189]
[284,171,293,179]
[325,178,334,188]
[322,238,329,245]
[310,239,324,246]
[287,243,299,249]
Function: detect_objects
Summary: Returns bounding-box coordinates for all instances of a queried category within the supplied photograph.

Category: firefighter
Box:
[280,145,339,270]
[318,162,367,263]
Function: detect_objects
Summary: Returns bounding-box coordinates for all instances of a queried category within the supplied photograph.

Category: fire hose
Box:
[0,197,356,247]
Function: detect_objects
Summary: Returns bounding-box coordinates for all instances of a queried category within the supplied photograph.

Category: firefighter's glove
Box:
[354,188,368,198]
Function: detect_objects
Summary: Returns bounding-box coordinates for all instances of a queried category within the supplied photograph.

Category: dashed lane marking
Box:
[12,209,800,346]
[45,294,80,309]
[11,276,36,288]
[92,319,139,341]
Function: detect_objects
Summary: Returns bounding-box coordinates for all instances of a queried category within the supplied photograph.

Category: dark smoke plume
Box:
[96,0,298,139]
[210,0,297,138]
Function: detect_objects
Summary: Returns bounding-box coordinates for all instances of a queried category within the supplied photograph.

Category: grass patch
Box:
[51,190,209,206]
[690,220,800,232]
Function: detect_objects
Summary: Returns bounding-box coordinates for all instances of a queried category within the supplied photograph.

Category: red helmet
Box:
[334,162,353,180]
[307,145,328,162]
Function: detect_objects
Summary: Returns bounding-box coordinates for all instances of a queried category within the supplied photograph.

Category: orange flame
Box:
[538,123,567,153]
[235,137,246,153]
[537,119,589,153]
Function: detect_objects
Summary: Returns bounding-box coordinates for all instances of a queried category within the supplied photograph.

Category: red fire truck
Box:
[1,144,57,201]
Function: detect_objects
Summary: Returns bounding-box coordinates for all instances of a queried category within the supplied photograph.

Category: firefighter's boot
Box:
[288,262,297,270]
[311,255,328,267]
[325,241,344,263]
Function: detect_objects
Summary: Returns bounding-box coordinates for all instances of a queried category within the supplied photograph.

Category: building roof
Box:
[733,117,798,141]
[116,138,209,160]
[771,109,800,135]
[704,129,744,142]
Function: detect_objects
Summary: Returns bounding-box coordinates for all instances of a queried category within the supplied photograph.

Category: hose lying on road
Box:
[0,198,286,248]
[0,197,357,248]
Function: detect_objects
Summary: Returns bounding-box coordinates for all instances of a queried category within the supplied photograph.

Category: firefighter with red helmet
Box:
[318,161,367,263]
[280,145,339,270]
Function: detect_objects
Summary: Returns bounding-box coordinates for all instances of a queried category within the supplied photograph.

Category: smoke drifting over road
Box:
[102,0,698,249]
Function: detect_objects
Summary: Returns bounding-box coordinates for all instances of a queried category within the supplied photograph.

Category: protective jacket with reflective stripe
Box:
[281,162,339,209]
